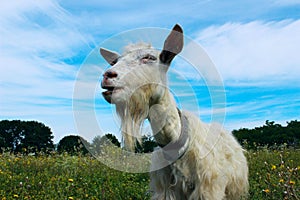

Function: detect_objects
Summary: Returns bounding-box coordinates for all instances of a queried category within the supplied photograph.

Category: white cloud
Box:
[0,1,94,140]
[0,1,92,57]
[195,20,300,85]
[0,1,92,103]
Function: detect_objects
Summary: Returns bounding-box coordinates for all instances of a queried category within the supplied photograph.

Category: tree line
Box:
[232,120,300,149]
[0,120,157,155]
[1,119,299,154]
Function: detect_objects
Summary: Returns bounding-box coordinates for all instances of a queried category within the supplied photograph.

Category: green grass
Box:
[247,147,299,199]
[0,147,299,199]
[0,153,149,200]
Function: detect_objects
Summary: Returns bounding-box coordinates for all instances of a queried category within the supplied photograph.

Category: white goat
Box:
[100,24,248,200]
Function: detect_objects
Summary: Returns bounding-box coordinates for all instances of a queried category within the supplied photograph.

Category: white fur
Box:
[101,30,248,199]
[150,112,249,200]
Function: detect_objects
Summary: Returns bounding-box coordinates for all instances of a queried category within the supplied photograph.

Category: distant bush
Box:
[57,135,90,155]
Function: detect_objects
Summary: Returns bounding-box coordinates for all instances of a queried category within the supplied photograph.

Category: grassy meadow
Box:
[0,147,299,200]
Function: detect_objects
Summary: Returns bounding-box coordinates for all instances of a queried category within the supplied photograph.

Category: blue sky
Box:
[1,0,300,143]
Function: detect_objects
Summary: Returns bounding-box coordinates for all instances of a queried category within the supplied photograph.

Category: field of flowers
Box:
[247,146,299,199]
[0,147,299,199]
[0,152,149,199]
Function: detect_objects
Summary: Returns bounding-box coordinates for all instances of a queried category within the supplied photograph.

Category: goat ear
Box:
[159,24,183,65]
[100,48,120,66]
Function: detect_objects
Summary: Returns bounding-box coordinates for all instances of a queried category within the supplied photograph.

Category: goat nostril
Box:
[104,70,118,78]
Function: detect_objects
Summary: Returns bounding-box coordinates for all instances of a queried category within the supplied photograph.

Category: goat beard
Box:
[115,86,153,151]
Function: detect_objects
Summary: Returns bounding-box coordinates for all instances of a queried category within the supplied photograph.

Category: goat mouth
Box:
[102,86,123,93]
[102,86,123,103]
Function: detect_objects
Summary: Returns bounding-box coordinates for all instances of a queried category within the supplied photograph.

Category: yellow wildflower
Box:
[13,194,19,198]
[68,197,74,200]
[279,179,284,183]
[68,178,74,182]
[263,189,270,193]
[271,165,276,170]
[289,180,296,185]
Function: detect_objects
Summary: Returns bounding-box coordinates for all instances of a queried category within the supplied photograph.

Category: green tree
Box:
[0,120,54,153]
[57,135,90,155]
[0,120,21,151]
[20,121,54,152]
[91,133,120,154]
[103,133,121,147]
[92,133,120,147]
[135,135,158,153]
[286,120,300,146]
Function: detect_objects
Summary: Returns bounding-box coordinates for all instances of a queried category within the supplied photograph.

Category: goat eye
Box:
[141,54,157,63]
